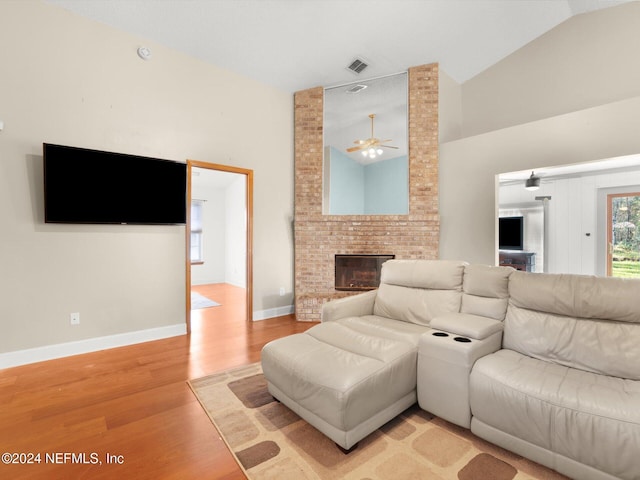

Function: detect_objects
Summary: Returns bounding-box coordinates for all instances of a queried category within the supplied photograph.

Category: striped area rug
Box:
[188,363,568,480]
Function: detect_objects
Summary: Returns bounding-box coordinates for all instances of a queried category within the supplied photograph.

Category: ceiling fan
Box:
[346,114,398,159]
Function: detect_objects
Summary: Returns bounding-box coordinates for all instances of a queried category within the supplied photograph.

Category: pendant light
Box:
[525,171,540,191]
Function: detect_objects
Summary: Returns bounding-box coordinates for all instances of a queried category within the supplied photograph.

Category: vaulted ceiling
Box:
[46,0,632,93]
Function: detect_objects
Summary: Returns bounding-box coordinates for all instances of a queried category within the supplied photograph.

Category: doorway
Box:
[606,192,640,278]
[186,160,253,333]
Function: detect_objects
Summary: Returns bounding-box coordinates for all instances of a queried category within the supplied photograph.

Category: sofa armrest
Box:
[321,290,377,322]
[430,312,503,340]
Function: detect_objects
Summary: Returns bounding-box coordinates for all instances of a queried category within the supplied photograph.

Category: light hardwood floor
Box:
[0,284,316,479]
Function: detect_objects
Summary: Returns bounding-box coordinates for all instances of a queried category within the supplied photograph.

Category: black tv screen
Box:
[499,216,524,250]
[44,143,187,225]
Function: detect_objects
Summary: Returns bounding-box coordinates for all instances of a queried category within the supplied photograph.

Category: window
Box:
[191,200,204,264]
[607,192,640,278]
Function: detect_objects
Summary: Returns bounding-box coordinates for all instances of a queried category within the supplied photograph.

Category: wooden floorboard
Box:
[0,284,316,479]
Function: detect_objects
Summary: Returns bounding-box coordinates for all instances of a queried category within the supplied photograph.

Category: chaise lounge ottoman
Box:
[261,320,420,450]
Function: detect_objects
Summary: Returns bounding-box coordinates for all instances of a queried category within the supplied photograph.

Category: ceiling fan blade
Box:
[346,145,367,152]
[348,115,395,153]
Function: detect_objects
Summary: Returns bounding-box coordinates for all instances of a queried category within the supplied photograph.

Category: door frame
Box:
[186,159,254,332]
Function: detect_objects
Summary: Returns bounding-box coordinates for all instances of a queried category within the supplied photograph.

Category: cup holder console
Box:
[431,332,472,343]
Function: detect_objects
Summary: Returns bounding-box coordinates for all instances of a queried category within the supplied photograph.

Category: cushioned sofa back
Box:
[373,260,466,326]
[461,264,512,320]
[504,270,640,380]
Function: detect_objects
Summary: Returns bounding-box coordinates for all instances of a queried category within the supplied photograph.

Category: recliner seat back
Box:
[461,264,512,321]
[373,260,466,326]
[504,271,640,380]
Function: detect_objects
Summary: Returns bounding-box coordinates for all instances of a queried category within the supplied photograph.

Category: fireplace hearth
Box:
[335,254,394,291]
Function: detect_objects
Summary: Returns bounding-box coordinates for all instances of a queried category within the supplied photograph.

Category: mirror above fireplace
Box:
[323,72,408,215]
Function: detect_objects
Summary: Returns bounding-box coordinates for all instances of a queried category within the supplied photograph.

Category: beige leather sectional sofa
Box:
[261,259,640,480]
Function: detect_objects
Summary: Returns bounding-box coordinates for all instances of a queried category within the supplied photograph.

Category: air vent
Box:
[347,58,368,74]
[345,84,367,94]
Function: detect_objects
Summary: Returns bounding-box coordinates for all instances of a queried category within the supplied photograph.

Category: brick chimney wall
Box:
[294,63,440,321]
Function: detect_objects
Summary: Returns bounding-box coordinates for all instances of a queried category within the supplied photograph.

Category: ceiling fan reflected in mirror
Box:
[346,114,398,159]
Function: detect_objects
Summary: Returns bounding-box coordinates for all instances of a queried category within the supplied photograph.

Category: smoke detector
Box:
[137,46,152,60]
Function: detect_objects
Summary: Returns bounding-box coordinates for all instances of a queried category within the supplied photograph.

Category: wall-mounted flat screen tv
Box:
[498,216,524,250]
[44,143,187,225]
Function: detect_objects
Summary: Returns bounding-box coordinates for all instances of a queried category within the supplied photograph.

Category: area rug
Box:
[188,363,568,480]
[191,291,221,309]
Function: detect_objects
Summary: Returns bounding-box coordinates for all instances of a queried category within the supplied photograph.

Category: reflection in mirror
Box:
[497,155,640,277]
[323,72,408,215]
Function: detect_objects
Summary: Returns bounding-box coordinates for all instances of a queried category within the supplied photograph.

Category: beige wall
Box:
[459,2,640,138]
[0,1,294,357]
[439,2,640,265]
[438,69,462,143]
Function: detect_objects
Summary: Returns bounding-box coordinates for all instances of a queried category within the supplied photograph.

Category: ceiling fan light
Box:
[525,171,540,191]
[348,113,395,159]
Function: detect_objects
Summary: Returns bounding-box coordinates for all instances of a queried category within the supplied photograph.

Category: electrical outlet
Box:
[70,312,80,325]
[279,287,285,296]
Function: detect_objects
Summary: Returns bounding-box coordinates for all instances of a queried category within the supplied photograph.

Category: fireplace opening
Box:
[335,254,394,291]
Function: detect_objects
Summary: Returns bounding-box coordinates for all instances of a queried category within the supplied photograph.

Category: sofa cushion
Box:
[373,259,466,326]
[374,284,462,326]
[461,264,512,320]
[379,259,467,290]
[470,349,640,480]
[504,304,640,380]
[336,315,431,346]
[509,270,640,323]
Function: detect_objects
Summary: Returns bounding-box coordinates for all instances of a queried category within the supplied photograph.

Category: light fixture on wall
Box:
[525,171,540,191]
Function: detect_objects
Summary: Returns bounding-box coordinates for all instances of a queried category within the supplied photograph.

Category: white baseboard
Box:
[1,306,297,369]
[0,323,187,370]
[253,304,294,321]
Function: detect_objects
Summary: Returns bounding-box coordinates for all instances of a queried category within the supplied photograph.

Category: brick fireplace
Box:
[294,63,440,321]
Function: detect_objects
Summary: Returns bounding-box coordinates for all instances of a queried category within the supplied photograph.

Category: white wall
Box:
[439,3,640,266]
[0,1,293,364]
[190,188,226,285]
[225,176,247,288]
